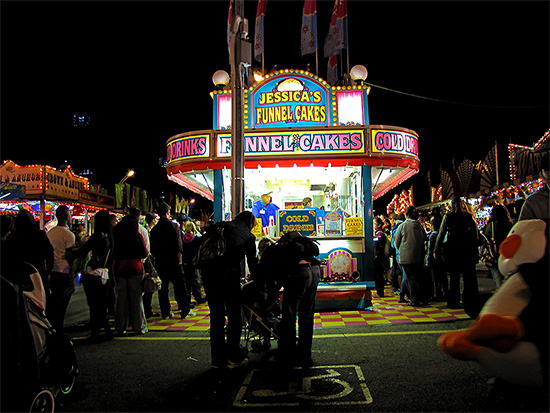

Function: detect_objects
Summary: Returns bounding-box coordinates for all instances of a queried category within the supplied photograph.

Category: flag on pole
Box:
[323,0,348,58]
[254,0,268,62]
[301,0,317,57]
[327,55,338,85]
[227,0,234,61]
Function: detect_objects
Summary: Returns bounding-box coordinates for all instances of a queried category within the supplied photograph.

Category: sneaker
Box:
[181,309,197,319]
[227,357,249,369]
[162,313,175,320]
[146,312,161,319]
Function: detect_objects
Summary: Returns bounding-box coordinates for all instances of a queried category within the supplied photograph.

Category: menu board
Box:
[252,218,264,238]
[344,217,363,236]
[278,209,317,236]
[324,211,344,236]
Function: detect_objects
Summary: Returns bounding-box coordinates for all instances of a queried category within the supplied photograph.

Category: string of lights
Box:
[365,83,548,110]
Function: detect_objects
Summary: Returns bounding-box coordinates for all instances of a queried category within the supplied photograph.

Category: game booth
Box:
[0,160,115,233]
[165,69,420,310]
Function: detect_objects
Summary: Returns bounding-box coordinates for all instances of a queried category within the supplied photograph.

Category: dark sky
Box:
[2,0,548,211]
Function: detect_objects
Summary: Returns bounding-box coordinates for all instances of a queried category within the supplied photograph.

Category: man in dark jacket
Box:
[201,211,258,369]
[149,204,190,319]
[434,197,481,316]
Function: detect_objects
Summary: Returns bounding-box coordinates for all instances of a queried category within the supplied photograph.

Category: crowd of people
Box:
[374,179,548,319]
[1,156,546,373]
[0,204,207,344]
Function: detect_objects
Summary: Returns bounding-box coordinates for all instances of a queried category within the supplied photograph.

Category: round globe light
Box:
[212,70,231,87]
[350,65,368,82]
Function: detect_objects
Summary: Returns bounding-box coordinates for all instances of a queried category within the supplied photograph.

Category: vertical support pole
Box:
[494,140,500,186]
[213,169,224,223]
[230,1,245,220]
[40,165,46,230]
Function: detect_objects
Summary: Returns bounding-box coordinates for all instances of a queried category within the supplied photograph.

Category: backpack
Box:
[193,222,227,265]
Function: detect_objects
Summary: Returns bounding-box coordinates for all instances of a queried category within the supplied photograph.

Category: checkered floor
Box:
[146,286,470,332]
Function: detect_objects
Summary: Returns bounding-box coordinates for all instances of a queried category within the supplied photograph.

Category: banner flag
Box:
[301,0,317,57]
[327,54,338,85]
[323,0,348,58]
[227,0,234,62]
[254,0,268,62]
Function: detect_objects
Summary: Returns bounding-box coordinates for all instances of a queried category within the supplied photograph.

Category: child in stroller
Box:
[1,263,79,413]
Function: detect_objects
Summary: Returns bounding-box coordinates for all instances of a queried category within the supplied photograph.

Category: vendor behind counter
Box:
[251,191,280,227]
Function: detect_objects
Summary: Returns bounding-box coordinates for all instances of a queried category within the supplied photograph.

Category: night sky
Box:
[2,0,548,214]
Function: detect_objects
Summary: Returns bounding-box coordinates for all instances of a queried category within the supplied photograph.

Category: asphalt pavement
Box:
[54,268,547,412]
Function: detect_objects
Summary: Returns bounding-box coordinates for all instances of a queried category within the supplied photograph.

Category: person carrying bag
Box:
[143,255,162,293]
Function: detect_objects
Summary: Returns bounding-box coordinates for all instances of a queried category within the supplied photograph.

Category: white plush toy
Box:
[438,219,549,388]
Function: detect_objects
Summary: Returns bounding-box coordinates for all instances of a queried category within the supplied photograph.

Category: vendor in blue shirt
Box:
[302,197,325,224]
[251,192,280,228]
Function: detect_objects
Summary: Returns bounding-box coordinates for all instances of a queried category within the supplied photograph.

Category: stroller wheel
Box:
[29,389,55,413]
[59,362,78,395]
[251,341,261,352]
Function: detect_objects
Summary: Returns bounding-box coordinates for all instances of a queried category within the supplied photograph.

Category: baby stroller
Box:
[1,263,79,413]
[241,280,282,354]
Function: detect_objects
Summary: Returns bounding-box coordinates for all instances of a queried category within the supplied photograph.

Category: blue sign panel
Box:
[278,209,317,236]
[249,72,331,129]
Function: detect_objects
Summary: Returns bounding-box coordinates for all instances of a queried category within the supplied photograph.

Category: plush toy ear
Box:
[498,219,547,277]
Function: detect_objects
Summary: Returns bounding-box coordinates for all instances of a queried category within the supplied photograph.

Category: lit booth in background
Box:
[0,160,115,233]
[166,69,420,310]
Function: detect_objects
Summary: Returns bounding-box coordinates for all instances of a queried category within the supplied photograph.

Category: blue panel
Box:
[362,165,374,283]
[213,169,223,223]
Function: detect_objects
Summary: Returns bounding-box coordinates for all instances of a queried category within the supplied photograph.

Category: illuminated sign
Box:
[0,161,89,200]
[344,217,363,236]
[249,73,330,128]
[324,211,344,236]
[372,129,419,158]
[167,134,210,164]
[278,209,316,236]
[216,130,365,157]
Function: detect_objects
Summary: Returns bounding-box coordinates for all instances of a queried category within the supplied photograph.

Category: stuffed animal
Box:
[438,219,549,388]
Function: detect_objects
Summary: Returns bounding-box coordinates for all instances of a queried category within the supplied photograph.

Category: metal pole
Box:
[230,0,245,220]
[494,140,500,186]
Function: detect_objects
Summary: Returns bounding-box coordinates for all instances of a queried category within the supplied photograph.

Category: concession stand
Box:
[165,69,420,310]
[0,160,115,233]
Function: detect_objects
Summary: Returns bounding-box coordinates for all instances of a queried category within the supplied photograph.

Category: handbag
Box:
[85,249,110,285]
[143,256,162,293]
[480,222,497,267]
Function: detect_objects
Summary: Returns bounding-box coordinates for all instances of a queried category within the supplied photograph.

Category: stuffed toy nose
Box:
[499,234,521,258]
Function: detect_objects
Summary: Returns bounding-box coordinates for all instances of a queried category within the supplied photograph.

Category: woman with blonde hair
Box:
[182,220,206,305]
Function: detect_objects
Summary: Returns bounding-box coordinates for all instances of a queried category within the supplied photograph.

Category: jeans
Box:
[399,264,409,301]
[47,271,76,333]
[401,263,424,304]
[448,262,480,316]
[202,262,244,365]
[81,273,111,336]
[156,262,189,318]
[182,264,204,302]
[278,264,320,363]
[115,274,147,334]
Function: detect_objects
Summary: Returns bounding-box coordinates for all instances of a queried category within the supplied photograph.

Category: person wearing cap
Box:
[251,191,280,228]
